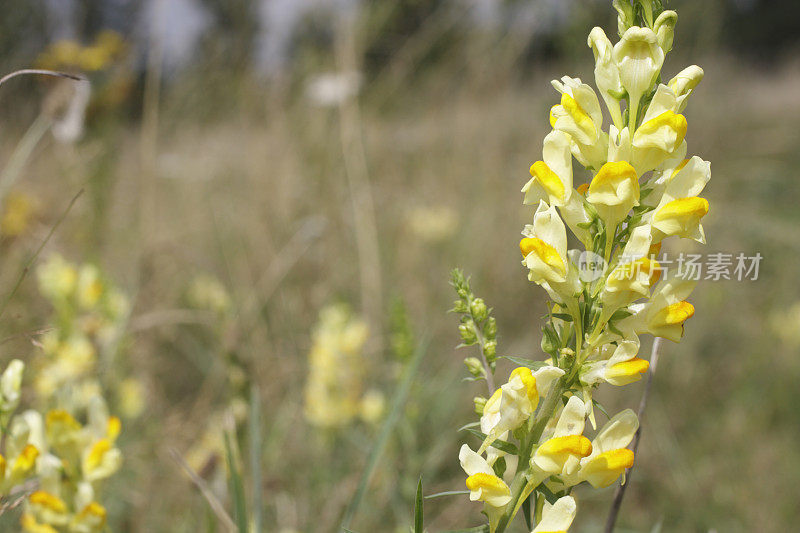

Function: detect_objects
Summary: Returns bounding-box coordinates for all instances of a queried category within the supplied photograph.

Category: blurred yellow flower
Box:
[406,205,459,243]
[304,305,380,429]
[1,191,36,237]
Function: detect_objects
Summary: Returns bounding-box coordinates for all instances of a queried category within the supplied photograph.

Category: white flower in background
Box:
[305,71,361,107]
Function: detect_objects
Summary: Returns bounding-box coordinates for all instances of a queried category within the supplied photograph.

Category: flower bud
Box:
[483,339,497,360]
[464,357,485,378]
[459,321,477,344]
[654,10,678,52]
[452,300,469,314]
[483,317,497,339]
[613,0,636,36]
[668,65,704,112]
[474,396,487,415]
[470,298,488,321]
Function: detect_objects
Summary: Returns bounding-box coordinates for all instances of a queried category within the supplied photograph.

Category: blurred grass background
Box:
[0,0,799,531]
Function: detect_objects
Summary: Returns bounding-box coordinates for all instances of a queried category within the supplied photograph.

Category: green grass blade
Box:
[414,476,424,533]
[224,431,248,533]
[339,335,429,531]
[249,386,263,533]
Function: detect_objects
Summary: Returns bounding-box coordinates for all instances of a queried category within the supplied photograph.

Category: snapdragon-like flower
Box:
[550,77,608,170]
[451,3,708,531]
[531,397,592,479]
[575,410,639,488]
[582,340,649,390]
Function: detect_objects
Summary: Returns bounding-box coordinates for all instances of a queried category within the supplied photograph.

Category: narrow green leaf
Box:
[224,432,248,533]
[501,356,547,371]
[441,526,489,533]
[537,483,562,505]
[249,386,263,533]
[414,476,424,533]
[424,490,470,500]
[593,399,611,420]
[462,428,518,455]
[522,493,533,530]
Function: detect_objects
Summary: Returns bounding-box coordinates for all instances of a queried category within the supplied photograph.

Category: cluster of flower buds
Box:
[453,2,709,531]
[451,269,498,393]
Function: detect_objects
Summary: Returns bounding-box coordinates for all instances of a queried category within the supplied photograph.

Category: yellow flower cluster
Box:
[36,31,126,73]
[0,360,121,533]
[304,305,384,428]
[455,2,708,531]
[34,254,131,414]
[0,255,138,531]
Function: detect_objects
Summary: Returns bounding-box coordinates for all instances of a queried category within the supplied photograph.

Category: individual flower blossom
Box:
[613,26,664,124]
[630,86,689,174]
[600,226,661,313]
[585,160,640,231]
[647,155,711,244]
[550,77,608,170]
[530,397,592,480]
[588,27,624,129]
[574,410,638,488]
[520,202,581,301]
[117,378,146,419]
[0,443,39,490]
[531,495,577,533]
[479,367,539,453]
[653,10,678,52]
[459,444,512,531]
[358,389,385,424]
[668,65,704,113]
[581,340,649,387]
[523,131,574,207]
[609,276,697,343]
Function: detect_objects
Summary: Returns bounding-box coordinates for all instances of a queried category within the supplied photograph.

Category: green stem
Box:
[494,378,567,533]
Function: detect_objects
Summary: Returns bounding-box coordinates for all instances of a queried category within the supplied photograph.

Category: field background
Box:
[1,1,799,531]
